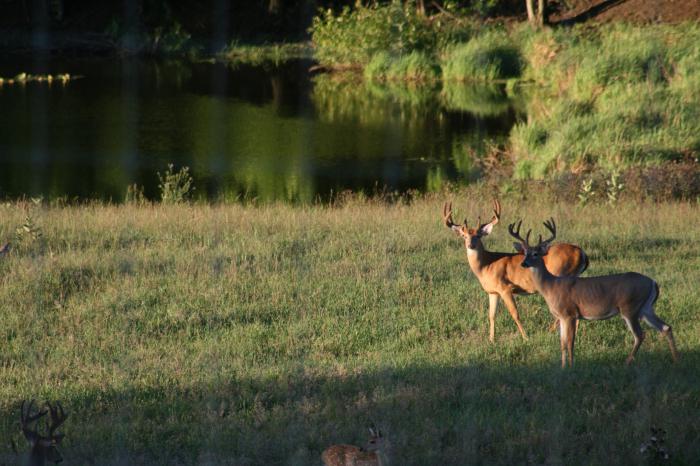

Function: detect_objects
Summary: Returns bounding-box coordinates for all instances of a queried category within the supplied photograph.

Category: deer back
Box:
[321,444,381,466]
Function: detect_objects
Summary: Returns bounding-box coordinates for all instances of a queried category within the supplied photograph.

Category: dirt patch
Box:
[552,0,700,24]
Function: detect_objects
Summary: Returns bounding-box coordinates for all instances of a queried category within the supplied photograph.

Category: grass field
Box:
[1,194,699,465]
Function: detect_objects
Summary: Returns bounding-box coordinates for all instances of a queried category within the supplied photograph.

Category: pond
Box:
[0,57,522,202]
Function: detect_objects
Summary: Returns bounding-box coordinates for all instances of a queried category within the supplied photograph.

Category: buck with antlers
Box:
[20,400,68,466]
[509,218,679,367]
[443,200,588,342]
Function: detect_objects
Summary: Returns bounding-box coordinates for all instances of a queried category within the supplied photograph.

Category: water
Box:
[0,57,520,202]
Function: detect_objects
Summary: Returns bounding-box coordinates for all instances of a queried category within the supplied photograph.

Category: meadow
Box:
[1,191,699,465]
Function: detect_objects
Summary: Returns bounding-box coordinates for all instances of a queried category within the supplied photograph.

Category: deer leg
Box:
[500,292,528,340]
[641,310,679,363]
[560,317,577,368]
[623,316,645,365]
[488,294,498,343]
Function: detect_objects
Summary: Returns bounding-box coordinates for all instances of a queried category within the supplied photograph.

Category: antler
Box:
[20,400,67,446]
[443,202,468,230]
[508,219,531,247]
[540,218,557,246]
[477,199,501,231]
[47,402,67,440]
[20,400,47,433]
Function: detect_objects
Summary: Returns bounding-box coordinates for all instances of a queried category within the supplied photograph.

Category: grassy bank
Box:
[1,194,699,464]
[311,7,700,178]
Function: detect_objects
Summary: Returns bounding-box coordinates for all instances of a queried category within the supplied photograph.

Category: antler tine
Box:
[20,400,47,426]
[443,202,457,229]
[541,217,557,245]
[507,219,529,246]
[477,199,501,230]
[47,402,68,437]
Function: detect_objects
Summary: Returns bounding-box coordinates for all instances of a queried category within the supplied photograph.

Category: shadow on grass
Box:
[556,0,629,26]
[2,351,698,465]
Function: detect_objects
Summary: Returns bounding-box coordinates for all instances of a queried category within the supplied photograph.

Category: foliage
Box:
[310,2,472,68]
[220,42,312,65]
[511,23,700,178]
[157,164,194,204]
[0,196,698,464]
[125,184,147,205]
[440,29,522,81]
[364,51,439,82]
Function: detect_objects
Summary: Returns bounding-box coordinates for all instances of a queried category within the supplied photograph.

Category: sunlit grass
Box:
[0,193,698,464]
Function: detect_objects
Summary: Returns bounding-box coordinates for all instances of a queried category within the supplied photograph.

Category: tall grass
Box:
[0,194,699,464]
[512,23,700,178]
[364,51,439,82]
[440,30,522,81]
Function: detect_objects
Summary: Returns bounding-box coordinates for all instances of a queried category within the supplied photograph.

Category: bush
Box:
[310,3,437,67]
[441,30,522,81]
[511,23,700,178]
[158,164,195,204]
[365,51,438,82]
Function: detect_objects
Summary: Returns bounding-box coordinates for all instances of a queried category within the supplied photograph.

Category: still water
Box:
[0,58,520,202]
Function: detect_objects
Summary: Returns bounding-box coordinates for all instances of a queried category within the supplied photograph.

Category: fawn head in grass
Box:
[322,427,387,466]
[20,400,68,466]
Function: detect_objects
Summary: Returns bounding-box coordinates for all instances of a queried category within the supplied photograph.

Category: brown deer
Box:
[508,218,679,367]
[321,427,386,466]
[443,200,588,342]
[20,400,68,466]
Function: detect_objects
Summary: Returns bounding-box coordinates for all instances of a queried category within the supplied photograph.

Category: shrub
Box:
[441,30,522,81]
[158,164,194,204]
[310,3,437,67]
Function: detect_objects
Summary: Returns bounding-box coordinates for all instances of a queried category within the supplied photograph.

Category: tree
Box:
[526,0,547,27]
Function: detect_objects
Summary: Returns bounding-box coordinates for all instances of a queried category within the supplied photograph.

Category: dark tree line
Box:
[0,1,538,44]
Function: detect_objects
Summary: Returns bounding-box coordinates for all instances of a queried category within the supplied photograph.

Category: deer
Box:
[508,217,679,367]
[443,200,588,342]
[20,400,68,466]
[321,427,386,466]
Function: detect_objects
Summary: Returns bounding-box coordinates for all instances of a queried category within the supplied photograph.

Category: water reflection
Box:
[0,58,520,202]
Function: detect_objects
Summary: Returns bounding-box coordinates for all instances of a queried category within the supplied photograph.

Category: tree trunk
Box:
[526,0,547,27]
[537,0,546,26]
[268,0,281,15]
[525,0,535,24]
[416,0,426,16]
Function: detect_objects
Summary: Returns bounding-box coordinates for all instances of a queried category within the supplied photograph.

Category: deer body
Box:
[322,428,385,466]
[321,445,383,466]
[444,201,588,342]
[510,219,679,367]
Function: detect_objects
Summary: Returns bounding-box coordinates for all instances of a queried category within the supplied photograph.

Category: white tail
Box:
[444,200,588,342]
[321,427,386,466]
[509,218,679,367]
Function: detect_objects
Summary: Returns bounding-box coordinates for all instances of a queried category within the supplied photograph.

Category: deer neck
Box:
[465,240,489,273]
[529,260,556,292]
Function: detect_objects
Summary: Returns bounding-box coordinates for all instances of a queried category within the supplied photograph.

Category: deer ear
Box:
[513,242,524,253]
[541,243,551,255]
[479,223,494,236]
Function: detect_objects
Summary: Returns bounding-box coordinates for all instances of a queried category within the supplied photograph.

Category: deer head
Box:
[20,400,68,465]
[509,218,557,268]
[443,200,501,250]
[365,427,384,452]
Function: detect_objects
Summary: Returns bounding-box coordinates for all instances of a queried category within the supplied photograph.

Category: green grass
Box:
[440,29,522,82]
[1,194,699,464]
[364,51,439,82]
[220,42,313,65]
[512,23,700,178]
